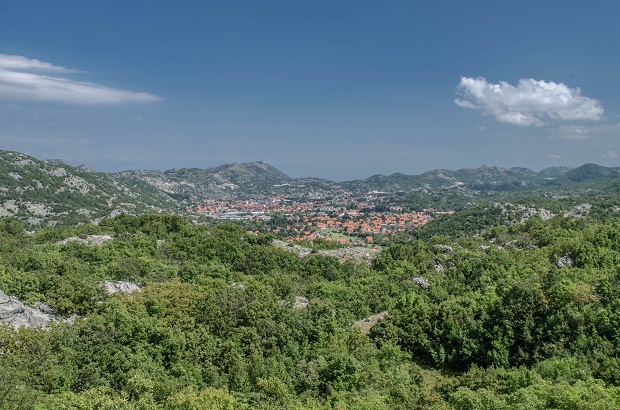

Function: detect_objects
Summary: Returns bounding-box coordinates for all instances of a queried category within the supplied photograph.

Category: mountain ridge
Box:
[3,148,620,227]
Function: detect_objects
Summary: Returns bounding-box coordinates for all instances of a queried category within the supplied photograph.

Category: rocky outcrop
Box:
[557,256,574,268]
[353,311,389,335]
[102,281,141,294]
[293,296,309,309]
[57,235,114,246]
[0,290,52,329]
[273,239,380,265]
[0,282,140,329]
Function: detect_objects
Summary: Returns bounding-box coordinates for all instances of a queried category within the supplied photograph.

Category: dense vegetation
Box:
[2,213,620,408]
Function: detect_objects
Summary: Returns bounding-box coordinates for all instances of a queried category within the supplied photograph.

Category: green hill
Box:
[559,163,619,183]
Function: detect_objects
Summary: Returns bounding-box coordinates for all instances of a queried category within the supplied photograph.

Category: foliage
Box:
[2,213,620,407]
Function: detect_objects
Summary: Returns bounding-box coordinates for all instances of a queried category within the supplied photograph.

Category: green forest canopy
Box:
[1,214,620,409]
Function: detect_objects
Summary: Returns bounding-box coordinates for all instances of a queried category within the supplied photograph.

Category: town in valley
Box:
[189,193,453,246]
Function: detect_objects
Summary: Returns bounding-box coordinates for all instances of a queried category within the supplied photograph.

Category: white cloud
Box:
[0,54,161,104]
[549,154,561,159]
[604,150,618,159]
[455,76,604,126]
[0,53,78,73]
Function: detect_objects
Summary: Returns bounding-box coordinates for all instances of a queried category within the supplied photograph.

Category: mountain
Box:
[114,161,291,200]
[115,161,340,200]
[3,148,620,228]
[537,166,572,179]
[341,165,555,193]
[559,163,620,183]
[0,150,178,227]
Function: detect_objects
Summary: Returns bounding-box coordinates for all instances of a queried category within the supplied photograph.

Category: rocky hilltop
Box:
[115,161,340,200]
[114,161,293,200]
[0,150,178,227]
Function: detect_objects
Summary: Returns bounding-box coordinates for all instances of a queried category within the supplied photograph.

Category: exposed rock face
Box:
[279,296,309,309]
[353,311,389,335]
[0,290,52,329]
[272,239,380,265]
[293,296,309,309]
[319,247,380,265]
[102,281,141,294]
[565,203,592,219]
[413,276,430,287]
[0,282,140,329]
[0,150,176,227]
[557,256,574,268]
[432,244,453,255]
[75,164,95,173]
[57,235,114,246]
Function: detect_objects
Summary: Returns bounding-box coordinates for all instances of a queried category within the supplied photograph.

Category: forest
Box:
[2,213,620,409]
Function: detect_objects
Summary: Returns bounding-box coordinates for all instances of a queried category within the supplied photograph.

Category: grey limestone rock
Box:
[102,281,141,294]
[293,296,309,309]
[0,290,52,329]
[557,256,574,268]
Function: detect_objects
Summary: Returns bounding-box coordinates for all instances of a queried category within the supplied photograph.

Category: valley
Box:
[2,149,620,409]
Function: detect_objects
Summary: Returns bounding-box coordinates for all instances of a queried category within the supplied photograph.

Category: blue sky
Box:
[1,1,619,180]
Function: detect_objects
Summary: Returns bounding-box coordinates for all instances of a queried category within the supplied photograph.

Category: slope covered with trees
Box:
[1,213,620,408]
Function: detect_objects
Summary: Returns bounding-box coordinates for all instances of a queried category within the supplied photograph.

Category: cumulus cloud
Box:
[0,54,161,104]
[455,76,603,126]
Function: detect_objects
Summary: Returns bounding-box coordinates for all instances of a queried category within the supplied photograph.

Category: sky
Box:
[1,1,620,181]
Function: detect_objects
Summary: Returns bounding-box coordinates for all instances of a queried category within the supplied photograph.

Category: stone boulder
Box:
[0,290,52,329]
[557,256,574,268]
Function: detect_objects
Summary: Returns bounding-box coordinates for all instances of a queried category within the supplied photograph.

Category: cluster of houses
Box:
[190,195,453,247]
[192,197,287,215]
[278,210,434,245]
[304,210,430,233]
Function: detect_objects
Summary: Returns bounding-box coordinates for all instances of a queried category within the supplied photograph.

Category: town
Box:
[189,194,453,247]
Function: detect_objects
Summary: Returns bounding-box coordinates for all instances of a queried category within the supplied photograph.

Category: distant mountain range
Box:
[1,149,619,227]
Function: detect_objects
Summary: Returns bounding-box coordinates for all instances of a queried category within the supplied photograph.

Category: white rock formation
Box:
[102,281,141,294]
[0,290,52,329]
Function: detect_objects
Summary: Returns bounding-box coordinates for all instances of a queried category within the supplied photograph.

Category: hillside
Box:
[2,214,620,408]
[116,161,620,206]
[559,163,620,183]
[0,150,178,227]
[341,165,583,193]
[114,161,294,200]
[4,149,620,408]
[114,162,342,200]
